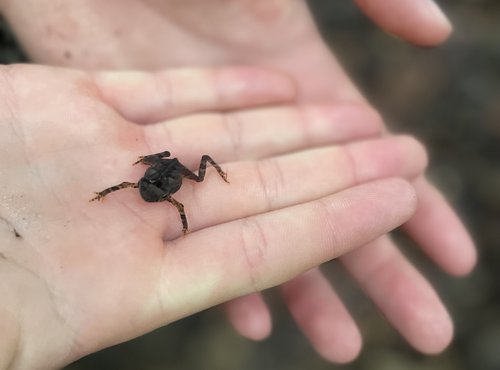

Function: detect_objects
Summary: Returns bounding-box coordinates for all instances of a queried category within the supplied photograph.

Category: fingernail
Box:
[425,0,453,34]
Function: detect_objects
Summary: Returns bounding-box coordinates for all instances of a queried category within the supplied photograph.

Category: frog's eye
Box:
[145,167,160,180]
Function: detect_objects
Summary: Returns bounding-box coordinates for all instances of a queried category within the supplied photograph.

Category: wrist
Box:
[0,311,19,370]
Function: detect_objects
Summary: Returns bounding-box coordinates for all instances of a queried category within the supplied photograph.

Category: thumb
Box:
[154,178,417,323]
[354,0,452,46]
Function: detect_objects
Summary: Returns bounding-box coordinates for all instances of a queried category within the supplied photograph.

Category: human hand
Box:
[0,0,476,362]
[2,0,452,72]
[0,65,425,369]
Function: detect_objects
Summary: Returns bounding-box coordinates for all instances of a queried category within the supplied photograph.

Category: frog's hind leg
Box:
[90,182,138,202]
[165,195,188,235]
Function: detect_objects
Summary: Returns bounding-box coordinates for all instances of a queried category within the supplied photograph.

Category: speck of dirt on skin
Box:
[0,212,23,239]
[13,228,21,238]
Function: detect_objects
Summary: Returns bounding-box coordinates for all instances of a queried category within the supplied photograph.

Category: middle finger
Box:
[133,135,427,238]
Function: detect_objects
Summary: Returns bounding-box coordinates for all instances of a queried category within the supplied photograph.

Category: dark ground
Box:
[1,1,499,369]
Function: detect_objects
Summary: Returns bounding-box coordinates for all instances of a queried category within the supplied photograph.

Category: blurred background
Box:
[1,0,498,369]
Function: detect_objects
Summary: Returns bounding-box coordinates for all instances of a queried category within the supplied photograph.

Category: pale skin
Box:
[0,64,425,369]
[0,0,477,364]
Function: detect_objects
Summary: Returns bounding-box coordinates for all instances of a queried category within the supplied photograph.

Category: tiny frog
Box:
[90,151,229,234]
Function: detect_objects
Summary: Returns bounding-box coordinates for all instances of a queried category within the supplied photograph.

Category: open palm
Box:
[0,65,424,369]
